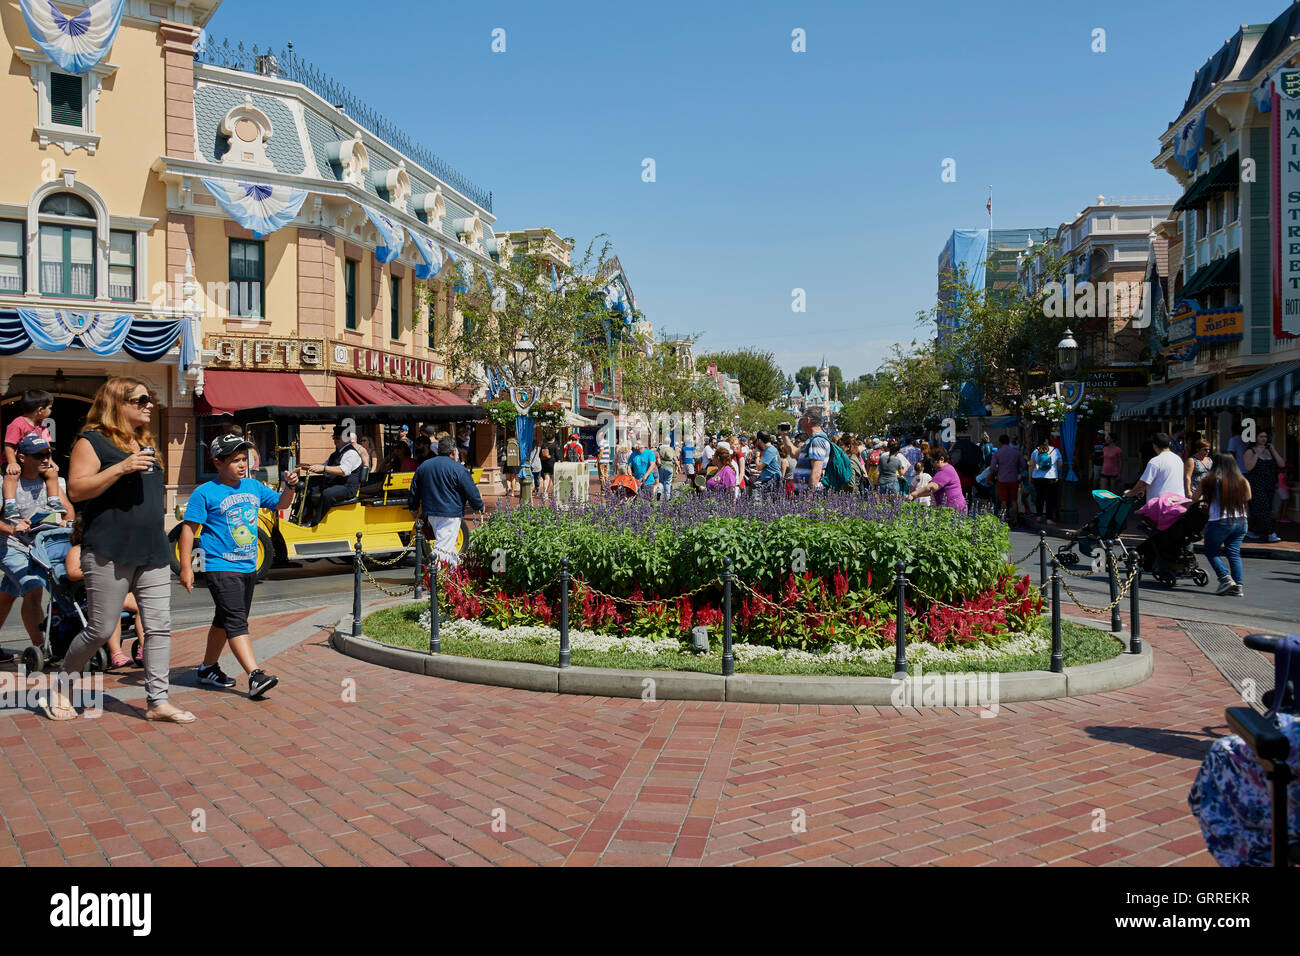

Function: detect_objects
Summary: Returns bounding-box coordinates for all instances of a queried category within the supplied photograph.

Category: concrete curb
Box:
[330,614,1154,706]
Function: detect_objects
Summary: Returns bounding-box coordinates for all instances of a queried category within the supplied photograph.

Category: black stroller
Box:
[2,523,118,673]
[1137,500,1210,588]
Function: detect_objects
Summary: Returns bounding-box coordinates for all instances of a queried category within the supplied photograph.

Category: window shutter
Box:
[50,74,84,127]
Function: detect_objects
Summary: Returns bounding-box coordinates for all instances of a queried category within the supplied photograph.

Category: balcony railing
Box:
[197,39,493,212]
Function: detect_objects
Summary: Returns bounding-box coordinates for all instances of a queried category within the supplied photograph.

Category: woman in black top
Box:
[47,377,194,723]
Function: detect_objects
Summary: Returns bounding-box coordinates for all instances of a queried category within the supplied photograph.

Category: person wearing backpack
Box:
[656,437,677,500]
[876,442,907,497]
[793,419,832,492]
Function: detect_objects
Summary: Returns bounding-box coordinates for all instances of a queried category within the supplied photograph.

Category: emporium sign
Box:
[329,341,446,386]
[1273,68,1300,337]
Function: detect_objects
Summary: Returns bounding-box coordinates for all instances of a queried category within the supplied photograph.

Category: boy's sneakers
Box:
[1266,533,1282,543]
[196,663,236,688]
[1215,577,1237,595]
[1229,584,1244,597]
[46,496,66,515]
[248,669,278,699]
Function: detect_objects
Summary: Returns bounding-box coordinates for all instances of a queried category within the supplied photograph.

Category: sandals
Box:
[145,704,197,724]
[109,653,132,670]
[39,697,78,721]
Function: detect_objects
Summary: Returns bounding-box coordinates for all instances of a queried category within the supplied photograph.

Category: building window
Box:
[390,275,401,340]
[39,224,94,298]
[108,230,134,301]
[1195,208,1207,240]
[345,258,358,330]
[1226,188,1239,224]
[49,73,84,128]
[0,221,23,294]
[229,239,264,318]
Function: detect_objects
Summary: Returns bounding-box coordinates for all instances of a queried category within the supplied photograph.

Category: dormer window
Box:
[380,161,411,211]
[328,132,370,187]
[219,95,276,169]
[414,187,446,230]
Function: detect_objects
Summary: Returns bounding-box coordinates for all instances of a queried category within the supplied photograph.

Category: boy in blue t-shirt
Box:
[179,434,298,698]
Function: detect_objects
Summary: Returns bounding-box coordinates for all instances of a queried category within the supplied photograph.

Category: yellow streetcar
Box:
[169,402,484,579]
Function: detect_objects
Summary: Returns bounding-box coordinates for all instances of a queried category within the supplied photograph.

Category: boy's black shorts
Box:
[206,570,256,637]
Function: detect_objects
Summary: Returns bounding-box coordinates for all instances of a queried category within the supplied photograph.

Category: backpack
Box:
[818,437,855,491]
[867,449,882,467]
[564,442,582,462]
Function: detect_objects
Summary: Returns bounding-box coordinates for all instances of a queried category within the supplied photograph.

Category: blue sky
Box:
[209,0,1285,381]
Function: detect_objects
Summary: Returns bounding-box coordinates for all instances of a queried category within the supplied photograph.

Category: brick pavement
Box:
[0,606,1242,866]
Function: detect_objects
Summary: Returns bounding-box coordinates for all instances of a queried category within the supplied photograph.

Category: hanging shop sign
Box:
[1084,368,1150,391]
[206,335,325,370]
[329,341,446,386]
[1273,67,1300,337]
[1195,307,1244,343]
[1167,302,1198,345]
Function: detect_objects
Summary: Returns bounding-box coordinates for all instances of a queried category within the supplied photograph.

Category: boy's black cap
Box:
[210,434,254,460]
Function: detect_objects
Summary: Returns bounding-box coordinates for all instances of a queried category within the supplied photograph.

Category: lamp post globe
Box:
[1056,329,1079,376]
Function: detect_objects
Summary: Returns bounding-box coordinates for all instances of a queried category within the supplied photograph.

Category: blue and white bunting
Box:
[1253,73,1273,114]
[1174,110,1206,171]
[362,205,405,264]
[19,0,125,75]
[410,230,444,280]
[200,179,308,239]
[550,264,558,293]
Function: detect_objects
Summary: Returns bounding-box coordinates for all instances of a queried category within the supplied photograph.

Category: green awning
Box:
[1114,375,1216,421]
[1171,153,1238,214]
[1181,251,1239,300]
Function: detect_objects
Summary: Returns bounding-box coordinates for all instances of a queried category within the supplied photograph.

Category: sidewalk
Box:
[0,599,1249,866]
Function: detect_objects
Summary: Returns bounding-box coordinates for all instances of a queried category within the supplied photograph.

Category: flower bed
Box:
[443,493,1041,651]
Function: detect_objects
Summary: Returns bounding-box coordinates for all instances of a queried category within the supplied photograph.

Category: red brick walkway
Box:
[0,609,1239,866]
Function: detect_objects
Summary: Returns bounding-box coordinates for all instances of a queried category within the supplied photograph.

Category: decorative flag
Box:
[1174,110,1206,171]
[19,0,125,75]
[200,179,308,238]
[362,205,405,264]
[10,308,192,378]
[1253,73,1273,113]
[409,230,444,280]
[445,249,467,293]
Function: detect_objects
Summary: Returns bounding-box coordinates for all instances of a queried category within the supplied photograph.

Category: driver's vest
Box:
[326,442,361,498]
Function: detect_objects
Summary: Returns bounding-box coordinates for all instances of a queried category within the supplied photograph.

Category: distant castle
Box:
[781,358,842,424]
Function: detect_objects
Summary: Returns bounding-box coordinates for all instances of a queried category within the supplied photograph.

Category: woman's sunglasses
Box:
[125,395,155,408]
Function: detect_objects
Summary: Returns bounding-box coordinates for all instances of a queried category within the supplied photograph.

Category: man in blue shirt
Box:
[682,437,696,482]
[628,439,658,496]
[793,418,831,491]
[755,431,781,491]
[180,434,298,698]
[410,436,484,566]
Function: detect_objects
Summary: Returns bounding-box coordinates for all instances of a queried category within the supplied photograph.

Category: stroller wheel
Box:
[87,647,109,674]
[1153,569,1176,588]
[21,645,44,673]
[1191,568,1210,588]
[1057,551,1077,566]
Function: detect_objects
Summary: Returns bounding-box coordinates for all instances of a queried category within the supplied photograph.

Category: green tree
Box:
[695,348,785,406]
[736,401,796,435]
[795,365,817,393]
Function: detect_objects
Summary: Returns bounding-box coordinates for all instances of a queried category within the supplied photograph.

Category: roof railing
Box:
[197,38,493,212]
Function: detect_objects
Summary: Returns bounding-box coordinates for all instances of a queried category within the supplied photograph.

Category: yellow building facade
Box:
[1,0,498,508]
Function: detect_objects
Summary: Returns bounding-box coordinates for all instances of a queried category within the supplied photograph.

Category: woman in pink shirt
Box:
[706,448,739,497]
[907,447,967,514]
[1100,434,1123,492]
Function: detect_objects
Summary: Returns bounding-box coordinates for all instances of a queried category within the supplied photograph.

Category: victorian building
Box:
[1,0,500,508]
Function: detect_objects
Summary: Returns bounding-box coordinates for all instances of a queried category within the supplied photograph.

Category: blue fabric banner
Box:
[1253,73,1273,113]
[1061,408,1079,482]
[515,414,534,484]
[1174,111,1206,171]
[200,179,308,239]
[409,230,444,280]
[19,0,125,75]
[362,205,405,264]
[1,309,192,377]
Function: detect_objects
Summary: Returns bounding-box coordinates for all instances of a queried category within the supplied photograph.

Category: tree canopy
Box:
[694,348,785,406]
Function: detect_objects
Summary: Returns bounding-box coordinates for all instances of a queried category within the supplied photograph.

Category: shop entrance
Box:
[1,374,103,474]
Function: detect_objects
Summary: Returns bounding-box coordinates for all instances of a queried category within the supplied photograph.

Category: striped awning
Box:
[1192,360,1300,411]
[1114,374,1216,420]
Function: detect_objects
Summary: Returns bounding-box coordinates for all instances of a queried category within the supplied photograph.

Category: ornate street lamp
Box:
[1053,329,1084,522]
[508,333,539,505]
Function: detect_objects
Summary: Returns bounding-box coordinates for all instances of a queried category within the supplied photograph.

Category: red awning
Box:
[336,375,462,407]
[196,370,317,416]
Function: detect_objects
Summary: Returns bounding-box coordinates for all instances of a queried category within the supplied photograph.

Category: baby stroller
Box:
[1055,490,1137,566]
[1137,496,1210,588]
[609,474,640,502]
[6,524,114,674]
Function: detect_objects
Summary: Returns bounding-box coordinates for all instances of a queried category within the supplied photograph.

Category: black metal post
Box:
[1105,541,1121,633]
[413,524,425,600]
[1038,530,1048,592]
[428,557,441,655]
[893,560,907,679]
[1271,763,1295,868]
[722,558,734,677]
[1126,550,1142,655]
[559,558,571,669]
[1050,558,1063,673]
[352,531,363,638]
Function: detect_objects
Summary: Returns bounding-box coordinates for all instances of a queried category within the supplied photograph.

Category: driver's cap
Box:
[210,434,254,460]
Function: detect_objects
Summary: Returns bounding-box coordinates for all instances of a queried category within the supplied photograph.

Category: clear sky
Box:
[207,0,1287,380]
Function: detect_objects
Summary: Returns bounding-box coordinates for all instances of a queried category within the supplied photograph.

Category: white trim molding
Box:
[14,46,118,157]
[218,94,276,170]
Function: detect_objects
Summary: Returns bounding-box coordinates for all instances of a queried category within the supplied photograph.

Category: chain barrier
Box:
[1056,565,1141,615]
